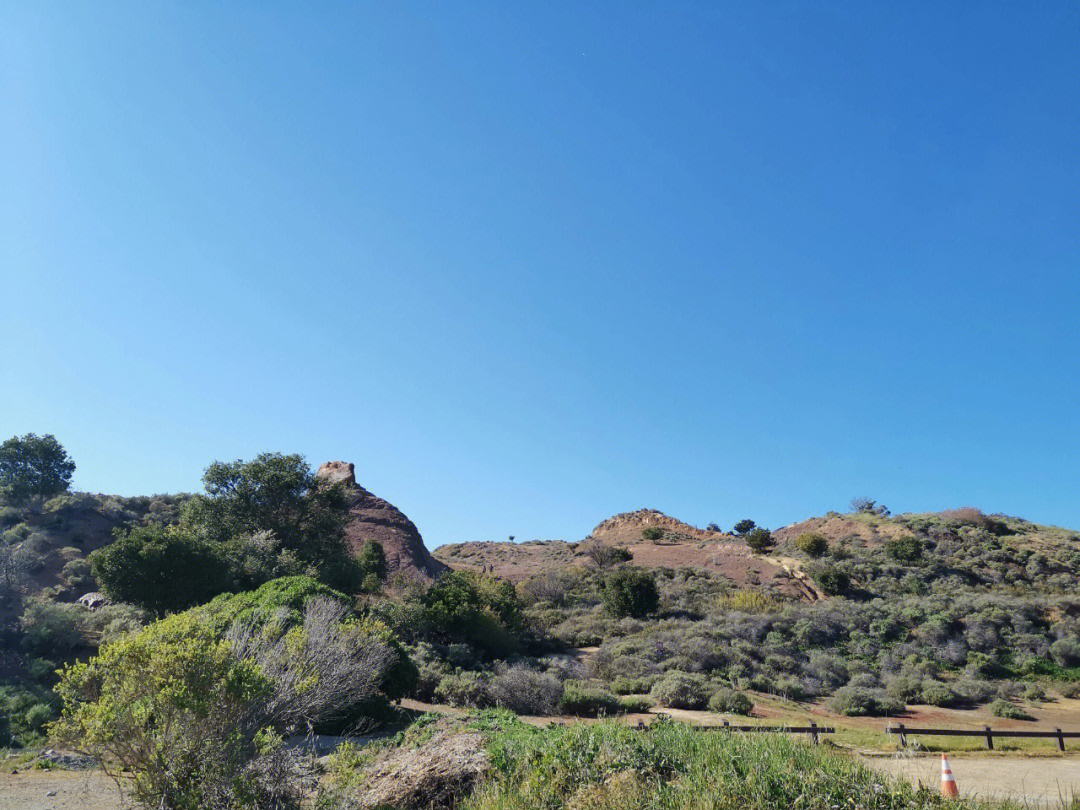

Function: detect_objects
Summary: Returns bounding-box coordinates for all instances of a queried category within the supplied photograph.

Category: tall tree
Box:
[183,453,355,589]
[0,433,75,506]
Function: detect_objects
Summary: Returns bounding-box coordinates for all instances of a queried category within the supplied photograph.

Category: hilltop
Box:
[435,508,814,598]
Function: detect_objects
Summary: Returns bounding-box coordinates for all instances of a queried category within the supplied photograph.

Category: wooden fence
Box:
[634,717,1080,751]
[886,723,1080,751]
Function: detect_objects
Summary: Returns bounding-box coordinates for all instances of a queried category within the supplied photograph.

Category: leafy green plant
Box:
[989,699,1034,720]
[650,671,708,710]
[707,687,753,715]
[809,563,849,595]
[559,682,620,716]
[601,568,659,618]
[744,527,775,553]
[618,695,653,712]
[794,532,828,558]
[91,525,233,616]
[885,536,924,564]
[0,434,75,506]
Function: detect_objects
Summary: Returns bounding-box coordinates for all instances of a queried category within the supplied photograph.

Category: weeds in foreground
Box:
[461,711,1018,810]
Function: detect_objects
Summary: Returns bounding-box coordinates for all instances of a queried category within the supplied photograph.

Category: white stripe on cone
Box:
[941,753,958,797]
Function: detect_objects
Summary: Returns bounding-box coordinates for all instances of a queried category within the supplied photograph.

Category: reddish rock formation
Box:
[316,461,448,582]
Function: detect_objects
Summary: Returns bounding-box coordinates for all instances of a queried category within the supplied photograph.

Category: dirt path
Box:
[0,769,124,810]
[864,754,1080,807]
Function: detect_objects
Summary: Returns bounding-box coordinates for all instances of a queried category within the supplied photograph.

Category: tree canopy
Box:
[0,433,75,505]
[183,453,358,590]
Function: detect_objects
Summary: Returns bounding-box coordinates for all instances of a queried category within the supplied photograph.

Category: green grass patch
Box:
[462,712,1012,809]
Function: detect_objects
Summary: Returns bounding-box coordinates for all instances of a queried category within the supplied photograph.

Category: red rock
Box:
[316,461,447,582]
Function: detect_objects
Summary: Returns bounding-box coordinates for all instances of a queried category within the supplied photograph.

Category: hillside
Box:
[435,508,812,598]
[437,506,1080,597]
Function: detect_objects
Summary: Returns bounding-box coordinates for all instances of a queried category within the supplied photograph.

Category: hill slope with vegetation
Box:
[4,433,1080,809]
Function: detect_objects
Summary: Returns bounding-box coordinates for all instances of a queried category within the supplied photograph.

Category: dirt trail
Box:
[865,754,1080,807]
[0,769,124,810]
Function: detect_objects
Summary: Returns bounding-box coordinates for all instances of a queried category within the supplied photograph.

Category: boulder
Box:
[317,461,448,582]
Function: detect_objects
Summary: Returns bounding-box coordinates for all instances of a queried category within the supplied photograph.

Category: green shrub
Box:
[650,671,708,710]
[884,536,924,564]
[1023,683,1046,704]
[601,568,659,618]
[1059,682,1080,699]
[19,599,84,656]
[707,687,753,715]
[793,533,828,558]
[809,564,850,595]
[60,557,93,590]
[395,571,525,658]
[559,682,620,717]
[0,505,20,527]
[54,611,281,809]
[54,578,414,809]
[610,675,659,695]
[356,540,387,581]
[1050,638,1080,667]
[989,699,1034,720]
[829,686,903,716]
[91,525,233,616]
[201,576,417,703]
[434,671,492,708]
[744,528,775,553]
[618,695,654,713]
[23,702,54,735]
[27,658,56,684]
[919,681,958,707]
[641,527,664,542]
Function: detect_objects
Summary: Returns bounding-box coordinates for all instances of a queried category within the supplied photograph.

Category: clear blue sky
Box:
[3,3,1079,545]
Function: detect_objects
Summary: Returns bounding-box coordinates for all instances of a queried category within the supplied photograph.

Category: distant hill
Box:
[434,506,1080,602]
[434,508,816,599]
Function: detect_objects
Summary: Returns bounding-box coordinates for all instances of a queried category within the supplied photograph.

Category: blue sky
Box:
[2,3,1079,545]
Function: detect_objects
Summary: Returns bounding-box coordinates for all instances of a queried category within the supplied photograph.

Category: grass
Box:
[460,710,1015,810]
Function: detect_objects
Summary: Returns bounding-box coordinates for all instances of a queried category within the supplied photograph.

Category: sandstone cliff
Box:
[317,461,448,582]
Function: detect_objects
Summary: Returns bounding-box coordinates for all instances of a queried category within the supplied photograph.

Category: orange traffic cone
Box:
[940,753,958,798]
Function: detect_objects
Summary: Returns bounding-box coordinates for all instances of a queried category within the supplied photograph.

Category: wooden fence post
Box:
[1057,728,1065,752]
[810,721,819,745]
[896,723,907,749]
[984,726,993,751]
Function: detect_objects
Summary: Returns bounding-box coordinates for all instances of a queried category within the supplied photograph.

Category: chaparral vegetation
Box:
[0,432,1076,809]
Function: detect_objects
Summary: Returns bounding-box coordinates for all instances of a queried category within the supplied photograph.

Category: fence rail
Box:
[635,718,1080,751]
[886,723,1080,751]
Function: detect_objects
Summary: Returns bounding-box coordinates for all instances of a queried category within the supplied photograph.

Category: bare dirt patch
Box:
[864,754,1080,807]
[0,769,124,810]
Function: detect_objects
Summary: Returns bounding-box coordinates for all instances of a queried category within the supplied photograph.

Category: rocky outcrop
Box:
[316,461,448,582]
